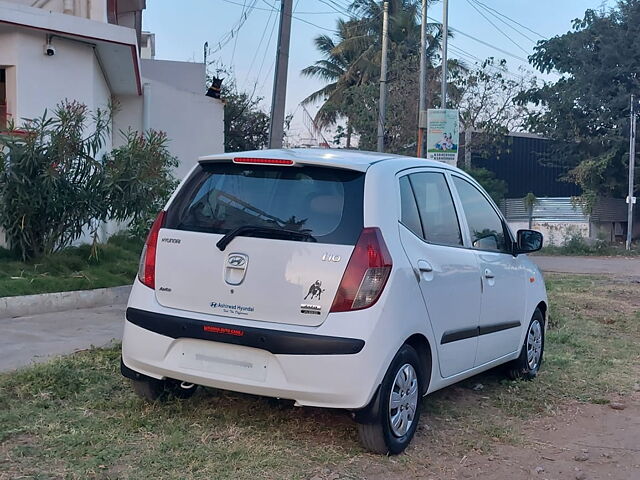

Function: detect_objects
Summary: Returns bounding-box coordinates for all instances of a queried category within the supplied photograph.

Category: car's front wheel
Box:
[507,308,545,380]
[356,344,423,454]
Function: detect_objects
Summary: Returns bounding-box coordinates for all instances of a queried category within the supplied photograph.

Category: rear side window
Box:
[399,176,423,237]
[165,163,364,245]
[400,172,462,247]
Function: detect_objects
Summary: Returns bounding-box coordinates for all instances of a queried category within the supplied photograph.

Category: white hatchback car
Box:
[121,149,547,454]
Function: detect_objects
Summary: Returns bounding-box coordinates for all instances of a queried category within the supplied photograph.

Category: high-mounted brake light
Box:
[330,227,392,313]
[233,157,294,165]
[137,211,166,289]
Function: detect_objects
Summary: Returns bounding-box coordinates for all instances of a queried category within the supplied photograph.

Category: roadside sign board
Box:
[426,109,460,166]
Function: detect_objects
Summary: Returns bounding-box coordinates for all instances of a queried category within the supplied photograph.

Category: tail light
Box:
[137,211,166,289]
[330,227,392,312]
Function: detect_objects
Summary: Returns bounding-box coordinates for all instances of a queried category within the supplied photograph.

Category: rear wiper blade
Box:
[216,225,316,251]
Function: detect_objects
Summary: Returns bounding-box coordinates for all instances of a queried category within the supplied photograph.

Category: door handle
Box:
[418,260,433,273]
[484,268,495,279]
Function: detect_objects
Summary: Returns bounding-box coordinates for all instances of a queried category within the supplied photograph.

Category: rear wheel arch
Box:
[404,333,432,394]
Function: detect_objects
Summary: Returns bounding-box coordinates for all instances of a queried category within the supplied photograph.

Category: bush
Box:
[104,130,178,239]
[0,101,111,259]
[0,101,177,260]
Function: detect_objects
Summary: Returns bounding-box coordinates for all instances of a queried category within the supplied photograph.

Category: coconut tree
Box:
[301,18,377,147]
[301,0,465,151]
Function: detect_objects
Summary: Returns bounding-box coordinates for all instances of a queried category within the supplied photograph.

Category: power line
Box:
[448,43,528,83]
[209,0,259,54]
[468,0,537,44]
[220,0,340,15]
[471,0,547,40]
[464,0,530,56]
[427,15,528,63]
[230,0,249,67]
[242,0,277,91]
[317,0,351,16]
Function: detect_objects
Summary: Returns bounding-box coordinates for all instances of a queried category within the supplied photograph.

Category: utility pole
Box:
[441,0,449,108]
[417,0,428,157]
[377,1,389,152]
[203,42,208,86]
[627,94,637,250]
[268,0,293,149]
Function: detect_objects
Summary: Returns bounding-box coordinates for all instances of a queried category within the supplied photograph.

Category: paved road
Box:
[0,304,124,372]
[532,255,640,277]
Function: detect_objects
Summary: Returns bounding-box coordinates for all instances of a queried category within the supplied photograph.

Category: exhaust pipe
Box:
[180,381,195,390]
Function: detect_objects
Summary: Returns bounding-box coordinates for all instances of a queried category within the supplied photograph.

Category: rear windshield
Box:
[165,163,365,245]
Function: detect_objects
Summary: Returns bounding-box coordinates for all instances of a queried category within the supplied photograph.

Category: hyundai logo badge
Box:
[228,254,247,267]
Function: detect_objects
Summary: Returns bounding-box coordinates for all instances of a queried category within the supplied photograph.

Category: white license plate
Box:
[178,341,269,382]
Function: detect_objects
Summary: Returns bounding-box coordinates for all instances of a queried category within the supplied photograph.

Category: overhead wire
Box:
[229,0,249,68]
[464,0,530,56]
[468,0,537,44]
[427,14,528,63]
[210,0,260,54]
[471,0,547,40]
[242,0,277,91]
[220,0,339,15]
[448,43,529,83]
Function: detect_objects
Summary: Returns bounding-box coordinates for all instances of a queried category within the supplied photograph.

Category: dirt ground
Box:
[345,392,640,480]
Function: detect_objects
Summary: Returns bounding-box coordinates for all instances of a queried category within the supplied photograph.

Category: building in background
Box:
[0,0,224,243]
[464,132,636,245]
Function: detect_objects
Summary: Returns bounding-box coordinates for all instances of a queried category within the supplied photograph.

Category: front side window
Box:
[400,172,462,246]
[452,176,509,253]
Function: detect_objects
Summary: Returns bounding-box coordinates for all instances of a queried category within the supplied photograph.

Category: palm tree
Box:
[301,0,465,150]
[301,18,377,147]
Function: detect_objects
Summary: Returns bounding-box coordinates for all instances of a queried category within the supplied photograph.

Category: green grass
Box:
[0,274,638,478]
[0,234,142,297]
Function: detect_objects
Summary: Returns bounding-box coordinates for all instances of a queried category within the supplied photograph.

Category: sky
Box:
[142,0,616,143]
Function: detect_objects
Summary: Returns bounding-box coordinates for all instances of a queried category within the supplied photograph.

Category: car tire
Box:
[357,344,423,455]
[131,378,198,401]
[507,308,545,380]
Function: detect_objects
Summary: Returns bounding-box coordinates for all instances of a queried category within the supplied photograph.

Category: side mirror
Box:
[515,229,543,255]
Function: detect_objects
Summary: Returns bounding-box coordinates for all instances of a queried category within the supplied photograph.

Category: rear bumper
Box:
[121,310,379,409]
[126,307,364,355]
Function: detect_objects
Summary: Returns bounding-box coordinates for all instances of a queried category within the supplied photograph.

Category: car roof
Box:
[198,148,457,172]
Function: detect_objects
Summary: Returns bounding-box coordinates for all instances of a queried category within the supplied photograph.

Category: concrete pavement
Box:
[532,255,640,277]
[0,304,124,372]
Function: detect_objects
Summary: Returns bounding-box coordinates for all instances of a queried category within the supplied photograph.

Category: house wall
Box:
[113,59,224,181]
[0,27,114,248]
[508,221,590,247]
[0,28,111,131]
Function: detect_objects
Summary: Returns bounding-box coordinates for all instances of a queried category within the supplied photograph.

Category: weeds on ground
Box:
[0,233,143,297]
[539,232,639,256]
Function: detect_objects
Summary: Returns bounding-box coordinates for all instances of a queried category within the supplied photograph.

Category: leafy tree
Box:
[452,57,537,161]
[518,0,640,198]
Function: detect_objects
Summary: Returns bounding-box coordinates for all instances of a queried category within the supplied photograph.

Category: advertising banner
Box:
[426,109,460,166]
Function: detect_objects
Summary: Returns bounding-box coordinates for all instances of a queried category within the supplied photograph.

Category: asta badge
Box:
[304,280,325,300]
